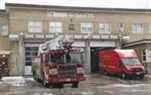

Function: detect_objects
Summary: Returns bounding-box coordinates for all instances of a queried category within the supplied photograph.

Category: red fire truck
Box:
[32,36,85,88]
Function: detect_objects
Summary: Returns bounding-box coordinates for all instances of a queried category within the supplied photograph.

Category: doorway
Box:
[90,47,100,73]
[24,44,39,76]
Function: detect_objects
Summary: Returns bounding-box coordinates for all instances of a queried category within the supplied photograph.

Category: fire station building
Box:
[0,3,151,76]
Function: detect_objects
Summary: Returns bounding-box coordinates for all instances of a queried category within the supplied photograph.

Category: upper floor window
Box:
[28,21,42,33]
[81,23,93,33]
[99,23,111,33]
[148,24,151,33]
[0,25,8,35]
[49,22,62,33]
[132,23,143,33]
[118,23,124,32]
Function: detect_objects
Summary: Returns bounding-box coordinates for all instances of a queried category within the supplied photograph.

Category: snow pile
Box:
[1,76,26,86]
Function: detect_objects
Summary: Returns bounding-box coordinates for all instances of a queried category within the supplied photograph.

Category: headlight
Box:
[77,67,84,74]
[49,68,58,75]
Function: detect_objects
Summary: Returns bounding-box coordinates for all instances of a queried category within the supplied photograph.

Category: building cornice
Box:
[124,39,151,47]
[5,3,151,14]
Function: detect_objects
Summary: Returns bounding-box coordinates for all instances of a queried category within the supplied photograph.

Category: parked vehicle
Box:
[99,49,145,79]
[32,36,85,88]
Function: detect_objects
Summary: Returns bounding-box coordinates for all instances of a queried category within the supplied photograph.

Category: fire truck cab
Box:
[32,36,85,88]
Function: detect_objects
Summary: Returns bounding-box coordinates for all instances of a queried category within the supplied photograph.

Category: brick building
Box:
[0,3,151,76]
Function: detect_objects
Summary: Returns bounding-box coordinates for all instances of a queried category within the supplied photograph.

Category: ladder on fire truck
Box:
[38,35,73,55]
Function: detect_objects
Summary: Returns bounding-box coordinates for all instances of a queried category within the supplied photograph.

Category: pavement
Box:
[0,74,151,95]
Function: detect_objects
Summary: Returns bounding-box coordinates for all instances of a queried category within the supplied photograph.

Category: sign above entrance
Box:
[25,34,34,39]
[45,34,54,39]
[9,33,119,40]
[35,34,45,39]
[90,41,116,47]
[9,34,19,41]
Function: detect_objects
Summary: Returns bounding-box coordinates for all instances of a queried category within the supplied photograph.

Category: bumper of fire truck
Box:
[47,74,85,83]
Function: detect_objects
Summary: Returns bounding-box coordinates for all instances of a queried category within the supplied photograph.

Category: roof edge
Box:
[5,3,151,12]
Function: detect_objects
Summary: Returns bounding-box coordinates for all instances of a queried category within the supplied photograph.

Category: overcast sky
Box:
[0,0,151,9]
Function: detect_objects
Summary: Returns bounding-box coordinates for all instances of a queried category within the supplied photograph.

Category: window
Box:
[50,55,64,63]
[99,23,111,33]
[49,22,62,33]
[132,23,143,33]
[70,53,83,63]
[122,58,141,65]
[145,49,151,62]
[148,24,151,33]
[81,23,92,33]
[25,46,38,66]
[142,49,146,62]
[118,23,124,32]
[0,25,8,35]
[28,21,42,33]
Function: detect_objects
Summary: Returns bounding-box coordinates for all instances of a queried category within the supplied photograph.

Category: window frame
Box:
[132,23,143,33]
[0,24,8,34]
[49,21,62,33]
[98,23,111,33]
[81,22,93,33]
[28,21,43,33]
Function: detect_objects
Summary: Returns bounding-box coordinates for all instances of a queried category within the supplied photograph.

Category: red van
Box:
[99,49,145,79]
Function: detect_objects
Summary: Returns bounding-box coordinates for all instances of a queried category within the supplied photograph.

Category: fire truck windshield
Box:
[70,53,83,63]
[50,55,64,63]
[48,52,83,64]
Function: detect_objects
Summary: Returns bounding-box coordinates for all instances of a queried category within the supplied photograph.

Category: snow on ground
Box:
[1,76,26,86]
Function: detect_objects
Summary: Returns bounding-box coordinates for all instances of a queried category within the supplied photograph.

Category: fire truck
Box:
[32,36,85,88]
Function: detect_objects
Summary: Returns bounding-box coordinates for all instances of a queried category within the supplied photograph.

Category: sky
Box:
[0,0,151,9]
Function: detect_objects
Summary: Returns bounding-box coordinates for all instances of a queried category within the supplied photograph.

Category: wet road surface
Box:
[0,74,151,95]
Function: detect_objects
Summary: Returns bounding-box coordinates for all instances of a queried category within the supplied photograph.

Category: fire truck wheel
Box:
[72,82,79,88]
[42,78,49,88]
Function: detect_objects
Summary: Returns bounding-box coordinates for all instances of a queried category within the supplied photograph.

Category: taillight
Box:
[77,64,84,74]
[49,68,58,75]
[77,67,84,74]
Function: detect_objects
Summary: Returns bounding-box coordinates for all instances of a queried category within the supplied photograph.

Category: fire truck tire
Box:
[72,82,79,88]
[42,78,49,88]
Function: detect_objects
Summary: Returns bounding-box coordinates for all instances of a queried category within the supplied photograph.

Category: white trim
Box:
[90,41,116,47]
[72,41,86,47]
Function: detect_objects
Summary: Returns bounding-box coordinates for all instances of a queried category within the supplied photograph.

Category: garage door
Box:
[24,44,39,75]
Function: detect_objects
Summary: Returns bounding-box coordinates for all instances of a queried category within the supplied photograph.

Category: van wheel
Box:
[121,73,127,79]
[139,74,144,79]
